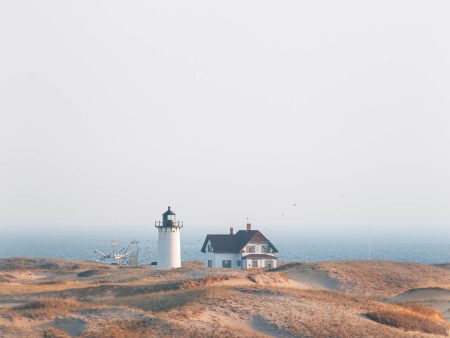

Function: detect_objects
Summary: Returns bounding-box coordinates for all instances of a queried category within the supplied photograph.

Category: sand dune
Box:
[0,258,449,337]
[390,288,450,303]
[387,288,450,323]
[273,263,340,290]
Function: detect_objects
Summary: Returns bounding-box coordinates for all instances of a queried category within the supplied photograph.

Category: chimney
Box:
[230,227,234,235]
[246,223,251,231]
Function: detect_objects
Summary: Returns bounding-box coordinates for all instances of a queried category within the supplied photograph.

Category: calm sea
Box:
[1,233,449,264]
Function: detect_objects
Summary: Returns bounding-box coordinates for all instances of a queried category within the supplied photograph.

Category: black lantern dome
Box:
[155,206,183,228]
[163,206,176,216]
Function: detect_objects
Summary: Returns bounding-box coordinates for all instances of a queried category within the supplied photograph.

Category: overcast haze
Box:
[1,1,450,239]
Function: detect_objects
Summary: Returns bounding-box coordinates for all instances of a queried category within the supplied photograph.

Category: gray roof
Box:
[200,230,278,253]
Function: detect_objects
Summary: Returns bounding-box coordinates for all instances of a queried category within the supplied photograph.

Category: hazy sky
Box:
[1,1,450,239]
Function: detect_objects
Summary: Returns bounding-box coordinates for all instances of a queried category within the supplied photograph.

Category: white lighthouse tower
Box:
[155,206,183,269]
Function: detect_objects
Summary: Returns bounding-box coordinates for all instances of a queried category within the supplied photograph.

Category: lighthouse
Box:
[155,206,183,269]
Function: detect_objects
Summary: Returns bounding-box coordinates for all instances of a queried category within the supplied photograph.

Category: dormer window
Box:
[207,243,212,252]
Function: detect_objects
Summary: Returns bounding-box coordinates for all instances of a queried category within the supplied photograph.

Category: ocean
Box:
[1,233,449,265]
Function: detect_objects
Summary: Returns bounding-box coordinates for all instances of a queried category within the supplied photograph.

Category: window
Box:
[265,260,272,269]
[222,260,231,268]
[262,245,270,253]
[207,244,212,252]
[252,259,258,268]
[237,260,241,267]
[247,245,255,253]
[207,260,212,268]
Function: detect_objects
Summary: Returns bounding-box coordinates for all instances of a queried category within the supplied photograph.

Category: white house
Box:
[200,223,278,269]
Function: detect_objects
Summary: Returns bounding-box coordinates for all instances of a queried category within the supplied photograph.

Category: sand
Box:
[278,264,340,290]
[0,257,449,337]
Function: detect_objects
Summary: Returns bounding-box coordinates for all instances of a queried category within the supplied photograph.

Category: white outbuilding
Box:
[200,223,278,269]
[155,206,183,269]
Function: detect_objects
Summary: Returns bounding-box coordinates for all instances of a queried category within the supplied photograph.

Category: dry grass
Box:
[1,257,450,338]
[14,299,82,319]
[273,285,375,309]
[0,273,16,283]
[77,269,109,278]
[270,261,306,271]
[84,318,179,338]
[100,288,209,312]
[42,327,71,338]
[247,271,288,284]
[400,302,444,321]
[319,260,450,296]
[182,276,236,289]
[84,317,267,338]
[366,308,448,336]
[0,257,82,271]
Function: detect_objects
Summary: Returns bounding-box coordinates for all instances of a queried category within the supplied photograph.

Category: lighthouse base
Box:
[157,227,181,269]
